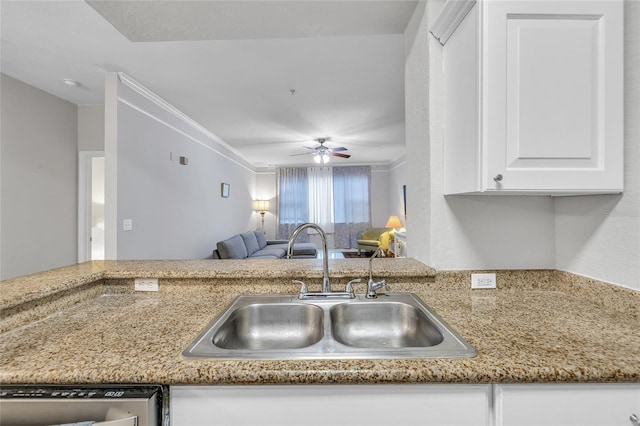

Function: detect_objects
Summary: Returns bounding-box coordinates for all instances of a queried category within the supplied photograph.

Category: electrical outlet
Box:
[471,273,496,289]
[134,278,159,292]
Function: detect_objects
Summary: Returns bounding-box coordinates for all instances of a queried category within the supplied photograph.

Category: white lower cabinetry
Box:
[171,383,640,426]
[171,384,492,426]
[494,383,640,426]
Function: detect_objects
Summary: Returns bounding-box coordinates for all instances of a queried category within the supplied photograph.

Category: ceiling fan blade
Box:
[331,152,351,159]
[290,152,314,156]
[329,147,348,152]
[303,146,317,150]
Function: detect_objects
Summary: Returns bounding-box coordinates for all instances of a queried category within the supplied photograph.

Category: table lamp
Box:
[385,215,403,236]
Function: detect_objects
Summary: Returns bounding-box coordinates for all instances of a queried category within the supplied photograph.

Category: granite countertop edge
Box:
[0,259,435,310]
[1,260,638,386]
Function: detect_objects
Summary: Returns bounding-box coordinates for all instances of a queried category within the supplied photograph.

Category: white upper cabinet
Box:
[433,0,624,195]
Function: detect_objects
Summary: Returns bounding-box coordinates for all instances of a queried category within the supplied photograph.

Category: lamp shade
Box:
[253,200,270,212]
[385,215,403,229]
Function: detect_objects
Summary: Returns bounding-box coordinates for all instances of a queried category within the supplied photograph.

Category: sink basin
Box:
[183,293,476,360]
[330,302,444,348]
[213,303,324,350]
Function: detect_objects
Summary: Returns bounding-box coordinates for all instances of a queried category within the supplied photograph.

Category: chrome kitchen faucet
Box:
[287,223,359,299]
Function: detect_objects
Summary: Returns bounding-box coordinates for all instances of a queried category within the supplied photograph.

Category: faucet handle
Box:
[292,279,308,295]
[345,278,362,296]
[366,279,389,299]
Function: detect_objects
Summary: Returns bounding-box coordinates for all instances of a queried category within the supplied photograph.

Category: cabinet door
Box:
[495,383,640,426]
[483,0,623,194]
[171,384,491,426]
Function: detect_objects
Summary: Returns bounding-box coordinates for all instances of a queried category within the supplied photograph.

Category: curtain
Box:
[307,167,334,234]
[277,166,371,246]
[276,167,309,241]
[333,166,371,249]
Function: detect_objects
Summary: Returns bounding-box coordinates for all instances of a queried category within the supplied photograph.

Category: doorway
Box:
[78,151,105,262]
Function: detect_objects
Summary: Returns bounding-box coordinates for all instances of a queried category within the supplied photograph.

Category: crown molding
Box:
[430,0,477,45]
[116,72,252,169]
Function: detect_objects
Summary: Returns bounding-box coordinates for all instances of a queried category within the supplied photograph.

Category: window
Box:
[277,166,371,248]
[307,167,334,233]
[333,166,370,224]
[278,168,308,225]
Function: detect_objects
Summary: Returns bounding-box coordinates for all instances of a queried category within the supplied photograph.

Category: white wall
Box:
[104,73,256,260]
[405,1,556,270]
[404,1,432,262]
[555,0,640,290]
[0,74,78,279]
[371,167,391,227]
[388,157,407,227]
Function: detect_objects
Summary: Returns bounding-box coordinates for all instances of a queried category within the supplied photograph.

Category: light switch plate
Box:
[123,219,133,231]
[471,273,496,289]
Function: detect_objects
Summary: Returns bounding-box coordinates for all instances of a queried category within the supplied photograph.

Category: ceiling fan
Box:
[291,138,351,163]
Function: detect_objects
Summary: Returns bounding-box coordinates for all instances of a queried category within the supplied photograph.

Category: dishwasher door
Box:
[0,385,164,426]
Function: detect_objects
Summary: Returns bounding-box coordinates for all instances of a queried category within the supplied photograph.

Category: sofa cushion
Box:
[217,234,248,259]
[214,233,317,260]
[250,247,286,258]
[254,230,268,249]
[268,242,317,257]
[241,231,260,256]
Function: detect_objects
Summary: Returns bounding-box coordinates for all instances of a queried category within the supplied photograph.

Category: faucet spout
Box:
[367,247,387,298]
[288,223,331,294]
[368,247,385,283]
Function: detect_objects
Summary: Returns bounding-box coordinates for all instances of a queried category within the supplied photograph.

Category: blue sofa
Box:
[213,230,317,259]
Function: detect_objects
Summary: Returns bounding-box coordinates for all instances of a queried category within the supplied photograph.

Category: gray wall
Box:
[78,105,105,151]
[0,74,78,279]
[104,73,256,260]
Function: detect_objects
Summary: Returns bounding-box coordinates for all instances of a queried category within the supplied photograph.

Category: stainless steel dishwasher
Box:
[0,385,166,426]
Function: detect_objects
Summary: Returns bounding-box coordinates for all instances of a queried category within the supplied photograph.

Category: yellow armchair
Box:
[356,228,391,254]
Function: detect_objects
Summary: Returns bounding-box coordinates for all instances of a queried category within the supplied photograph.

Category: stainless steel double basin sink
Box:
[182,293,477,360]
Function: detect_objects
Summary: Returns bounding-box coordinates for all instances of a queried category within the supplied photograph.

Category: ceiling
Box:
[1,0,417,168]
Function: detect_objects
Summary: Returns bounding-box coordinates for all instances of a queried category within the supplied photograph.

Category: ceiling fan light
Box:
[314,153,330,164]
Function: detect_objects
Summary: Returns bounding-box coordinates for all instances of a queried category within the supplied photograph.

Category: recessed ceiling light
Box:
[62,79,79,87]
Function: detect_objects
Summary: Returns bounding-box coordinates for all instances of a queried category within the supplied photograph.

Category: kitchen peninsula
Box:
[1,258,637,384]
[1,259,638,424]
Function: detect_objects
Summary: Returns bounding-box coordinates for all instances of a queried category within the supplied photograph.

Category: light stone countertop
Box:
[0,260,638,385]
[0,259,434,311]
